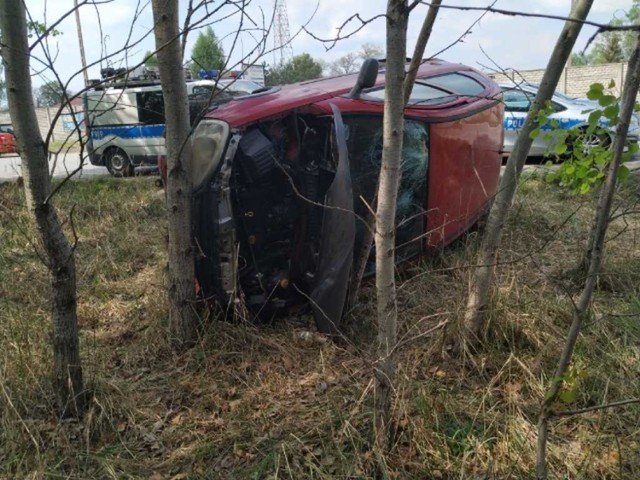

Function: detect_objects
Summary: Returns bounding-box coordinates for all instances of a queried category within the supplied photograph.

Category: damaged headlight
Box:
[191,119,230,190]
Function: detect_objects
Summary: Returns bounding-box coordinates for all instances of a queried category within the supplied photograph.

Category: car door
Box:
[502,88,548,157]
[310,104,356,335]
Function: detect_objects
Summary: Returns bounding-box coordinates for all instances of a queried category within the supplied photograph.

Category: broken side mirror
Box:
[347,58,379,100]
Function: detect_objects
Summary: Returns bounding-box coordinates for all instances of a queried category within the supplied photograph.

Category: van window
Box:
[136,91,165,124]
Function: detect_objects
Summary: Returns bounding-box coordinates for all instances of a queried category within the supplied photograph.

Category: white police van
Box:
[85,73,263,177]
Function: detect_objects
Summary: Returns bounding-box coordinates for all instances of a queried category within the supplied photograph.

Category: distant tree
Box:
[328,44,385,76]
[265,53,323,85]
[35,80,69,107]
[329,52,359,75]
[570,51,590,66]
[360,42,384,59]
[572,3,638,65]
[590,30,625,64]
[144,50,159,68]
[189,26,225,76]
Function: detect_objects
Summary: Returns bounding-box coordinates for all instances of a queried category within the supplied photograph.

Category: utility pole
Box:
[73,0,89,86]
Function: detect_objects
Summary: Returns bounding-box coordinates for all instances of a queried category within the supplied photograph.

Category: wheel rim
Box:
[110,153,126,171]
[575,132,608,155]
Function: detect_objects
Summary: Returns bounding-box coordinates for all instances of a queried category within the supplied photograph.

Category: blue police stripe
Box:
[91,124,165,140]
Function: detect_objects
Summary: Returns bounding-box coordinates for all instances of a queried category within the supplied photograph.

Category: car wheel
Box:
[567,129,611,158]
[105,148,134,177]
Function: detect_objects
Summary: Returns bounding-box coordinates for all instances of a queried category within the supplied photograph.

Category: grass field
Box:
[0,174,639,479]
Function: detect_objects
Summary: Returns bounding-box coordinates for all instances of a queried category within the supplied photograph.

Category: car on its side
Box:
[0,123,17,155]
[165,58,504,334]
[500,82,640,157]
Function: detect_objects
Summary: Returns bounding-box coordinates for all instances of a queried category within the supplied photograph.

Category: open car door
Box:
[310,104,356,335]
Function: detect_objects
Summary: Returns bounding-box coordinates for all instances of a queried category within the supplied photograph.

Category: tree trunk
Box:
[348,0,441,310]
[0,0,84,417]
[151,0,199,348]
[463,0,594,346]
[536,33,640,480]
[403,0,442,104]
[375,0,408,450]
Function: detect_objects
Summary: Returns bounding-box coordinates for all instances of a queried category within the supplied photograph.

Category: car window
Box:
[136,91,165,125]
[344,116,429,263]
[424,73,485,96]
[502,89,534,112]
[364,83,456,106]
[193,85,213,95]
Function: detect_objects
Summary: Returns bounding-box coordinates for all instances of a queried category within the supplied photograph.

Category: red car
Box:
[167,58,504,333]
[0,124,17,155]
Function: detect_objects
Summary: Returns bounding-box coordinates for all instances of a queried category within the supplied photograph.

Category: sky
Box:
[19,0,637,93]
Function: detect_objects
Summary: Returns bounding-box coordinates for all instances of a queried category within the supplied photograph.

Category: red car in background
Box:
[0,124,17,155]
[165,58,504,333]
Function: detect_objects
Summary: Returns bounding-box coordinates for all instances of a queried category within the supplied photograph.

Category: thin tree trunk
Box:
[1,0,84,417]
[536,33,640,480]
[463,0,594,345]
[151,0,199,347]
[375,0,408,450]
[349,0,441,310]
[403,0,442,104]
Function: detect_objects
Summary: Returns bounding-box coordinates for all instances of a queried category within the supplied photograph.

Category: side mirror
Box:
[347,58,379,99]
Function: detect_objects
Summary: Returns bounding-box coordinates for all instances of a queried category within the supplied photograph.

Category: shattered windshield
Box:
[344,116,429,269]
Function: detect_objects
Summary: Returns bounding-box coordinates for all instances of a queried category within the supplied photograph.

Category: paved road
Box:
[0,151,158,183]
[0,151,108,183]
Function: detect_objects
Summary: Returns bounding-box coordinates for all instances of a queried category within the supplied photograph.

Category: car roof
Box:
[206,59,501,128]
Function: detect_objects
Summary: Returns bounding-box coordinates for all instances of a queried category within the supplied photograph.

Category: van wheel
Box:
[105,148,134,177]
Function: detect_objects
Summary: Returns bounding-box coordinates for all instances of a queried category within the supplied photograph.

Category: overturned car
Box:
[171,59,504,334]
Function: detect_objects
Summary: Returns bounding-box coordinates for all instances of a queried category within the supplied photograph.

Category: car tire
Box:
[105,148,135,177]
[566,129,612,158]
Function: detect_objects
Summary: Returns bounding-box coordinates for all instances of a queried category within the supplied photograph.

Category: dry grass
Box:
[0,173,639,479]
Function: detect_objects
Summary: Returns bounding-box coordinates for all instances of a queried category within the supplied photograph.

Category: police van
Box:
[85,74,263,177]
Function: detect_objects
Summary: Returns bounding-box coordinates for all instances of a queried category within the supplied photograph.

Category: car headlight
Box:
[191,119,230,190]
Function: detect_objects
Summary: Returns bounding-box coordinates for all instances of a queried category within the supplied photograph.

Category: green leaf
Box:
[618,164,630,182]
[579,182,591,194]
[586,83,604,100]
[530,129,541,140]
[588,110,603,126]
[607,79,616,89]
[603,104,619,121]
[555,143,568,155]
[559,387,577,404]
[598,94,617,107]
